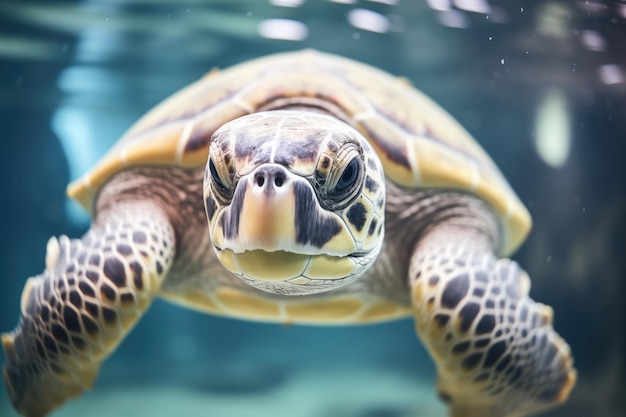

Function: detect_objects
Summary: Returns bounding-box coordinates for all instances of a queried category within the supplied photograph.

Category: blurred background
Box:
[0,0,624,416]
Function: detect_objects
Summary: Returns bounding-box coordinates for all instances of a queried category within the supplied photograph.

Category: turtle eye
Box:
[317,144,364,210]
[209,158,227,192]
[336,158,359,191]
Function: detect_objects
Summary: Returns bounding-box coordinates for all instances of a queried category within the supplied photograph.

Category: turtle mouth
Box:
[215,248,359,283]
[214,248,370,295]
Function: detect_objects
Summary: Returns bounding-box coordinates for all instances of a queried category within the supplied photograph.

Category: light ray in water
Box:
[534,89,571,168]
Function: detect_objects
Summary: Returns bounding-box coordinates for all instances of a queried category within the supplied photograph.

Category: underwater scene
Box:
[0,1,624,416]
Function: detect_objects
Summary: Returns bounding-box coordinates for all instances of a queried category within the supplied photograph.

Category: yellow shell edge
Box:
[411,138,531,256]
[159,287,411,325]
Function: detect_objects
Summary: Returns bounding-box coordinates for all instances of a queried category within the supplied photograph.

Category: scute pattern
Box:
[2,204,175,417]
[67,50,530,255]
[410,243,576,417]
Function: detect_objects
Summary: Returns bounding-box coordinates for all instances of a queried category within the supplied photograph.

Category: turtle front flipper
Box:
[2,203,174,417]
[409,214,576,417]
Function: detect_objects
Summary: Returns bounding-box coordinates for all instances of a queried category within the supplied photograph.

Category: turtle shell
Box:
[68,49,531,255]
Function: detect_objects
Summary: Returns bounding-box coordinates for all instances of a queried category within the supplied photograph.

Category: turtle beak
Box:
[216,164,298,253]
[240,165,298,251]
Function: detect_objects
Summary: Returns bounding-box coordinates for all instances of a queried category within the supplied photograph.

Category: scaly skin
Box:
[2,203,174,417]
[408,206,576,417]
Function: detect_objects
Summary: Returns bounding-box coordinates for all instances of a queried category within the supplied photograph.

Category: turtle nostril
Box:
[255,167,286,189]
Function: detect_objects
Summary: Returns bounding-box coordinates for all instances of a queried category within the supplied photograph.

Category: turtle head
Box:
[203,110,386,295]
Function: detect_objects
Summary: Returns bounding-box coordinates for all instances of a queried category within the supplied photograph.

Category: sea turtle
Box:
[2,50,575,417]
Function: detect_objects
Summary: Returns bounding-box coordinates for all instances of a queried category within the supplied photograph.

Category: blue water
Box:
[1,1,624,416]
